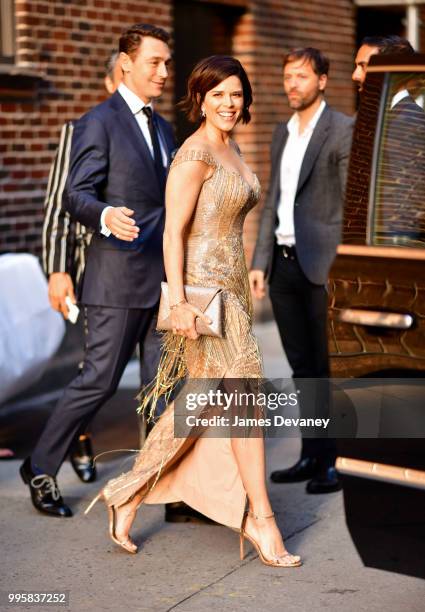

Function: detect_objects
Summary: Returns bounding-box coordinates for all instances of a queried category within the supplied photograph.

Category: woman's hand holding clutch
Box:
[170,302,212,340]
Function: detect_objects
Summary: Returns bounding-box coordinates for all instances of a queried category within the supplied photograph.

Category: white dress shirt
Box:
[390,88,409,110]
[275,99,326,246]
[100,82,167,236]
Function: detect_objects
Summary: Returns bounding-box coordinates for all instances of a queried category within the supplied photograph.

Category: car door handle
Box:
[336,457,425,490]
[339,309,413,330]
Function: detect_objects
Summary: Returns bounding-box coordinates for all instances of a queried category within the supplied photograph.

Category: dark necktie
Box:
[142,106,166,190]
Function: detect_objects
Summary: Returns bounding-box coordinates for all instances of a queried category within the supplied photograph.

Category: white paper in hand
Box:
[65,296,80,324]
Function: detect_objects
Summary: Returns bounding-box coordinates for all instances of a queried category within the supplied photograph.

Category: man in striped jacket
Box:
[42,52,121,311]
[41,52,122,484]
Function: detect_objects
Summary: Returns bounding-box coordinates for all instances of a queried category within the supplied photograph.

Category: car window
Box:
[371,71,425,248]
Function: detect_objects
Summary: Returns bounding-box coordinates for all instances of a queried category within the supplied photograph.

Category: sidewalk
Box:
[1,321,424,611]
[2,442,424,611]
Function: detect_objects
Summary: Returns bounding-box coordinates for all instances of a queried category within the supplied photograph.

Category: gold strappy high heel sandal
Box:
[85,492,138,554]
[240,511,302,568]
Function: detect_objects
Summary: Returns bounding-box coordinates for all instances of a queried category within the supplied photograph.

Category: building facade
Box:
[1,0,359,260]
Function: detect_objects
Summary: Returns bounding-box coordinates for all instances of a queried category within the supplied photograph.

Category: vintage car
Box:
[329,53,425,579]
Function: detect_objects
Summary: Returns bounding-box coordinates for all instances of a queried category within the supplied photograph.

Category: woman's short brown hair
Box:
[178,55,253,124]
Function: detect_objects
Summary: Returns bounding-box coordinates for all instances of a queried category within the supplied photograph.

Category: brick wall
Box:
[0,0,356,258]
[235,0,356,263]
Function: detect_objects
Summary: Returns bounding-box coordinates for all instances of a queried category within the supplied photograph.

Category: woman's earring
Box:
[201,108,206,118]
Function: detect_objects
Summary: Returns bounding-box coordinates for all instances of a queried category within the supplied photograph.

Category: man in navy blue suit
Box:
[21,24,175,517]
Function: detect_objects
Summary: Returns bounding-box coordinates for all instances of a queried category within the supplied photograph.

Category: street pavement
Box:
[1,321,424,612]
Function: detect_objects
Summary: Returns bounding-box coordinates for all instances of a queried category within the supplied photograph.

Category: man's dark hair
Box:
[119,23,170,59]
[283,47,330,76]
[361,35,415,55]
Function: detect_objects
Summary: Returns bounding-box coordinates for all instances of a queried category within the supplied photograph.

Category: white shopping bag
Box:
[0,253,65,404]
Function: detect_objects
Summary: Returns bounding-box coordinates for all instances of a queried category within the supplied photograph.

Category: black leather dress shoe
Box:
[70,434,96,483]
[306,466,342,494]
[165,502,217,525]
[270,457,318,483]
[20,457,72,517]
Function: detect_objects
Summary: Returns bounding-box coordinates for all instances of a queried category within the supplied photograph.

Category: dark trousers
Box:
[32,305,157,476]
[269,245,336,464]
[137,310,165,417]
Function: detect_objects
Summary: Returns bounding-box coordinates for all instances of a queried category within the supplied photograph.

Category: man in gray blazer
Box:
[249,47,353,494]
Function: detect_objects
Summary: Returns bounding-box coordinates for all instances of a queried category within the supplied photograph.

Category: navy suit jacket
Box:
[66,90,175,308]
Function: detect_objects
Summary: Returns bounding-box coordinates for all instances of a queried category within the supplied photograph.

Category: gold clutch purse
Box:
[157,282,223,338]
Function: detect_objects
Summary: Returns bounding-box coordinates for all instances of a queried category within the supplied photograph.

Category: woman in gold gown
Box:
[88,55,302,568]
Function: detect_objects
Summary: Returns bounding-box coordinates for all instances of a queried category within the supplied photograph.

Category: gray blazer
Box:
[251,104,354,286]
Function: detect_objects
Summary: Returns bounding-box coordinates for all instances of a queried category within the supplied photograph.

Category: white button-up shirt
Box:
[390,88,409,109]
[275,99,326,246]
[117,83,167,166]
[100,83,168,236]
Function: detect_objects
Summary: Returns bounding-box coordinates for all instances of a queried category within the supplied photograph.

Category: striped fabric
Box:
[41,121,92,284]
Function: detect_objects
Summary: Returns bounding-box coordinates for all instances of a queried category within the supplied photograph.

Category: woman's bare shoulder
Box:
[171,137,217,170]
[177,136,214,156]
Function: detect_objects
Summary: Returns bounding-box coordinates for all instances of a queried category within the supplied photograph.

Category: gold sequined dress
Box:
[103,149,262,528]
